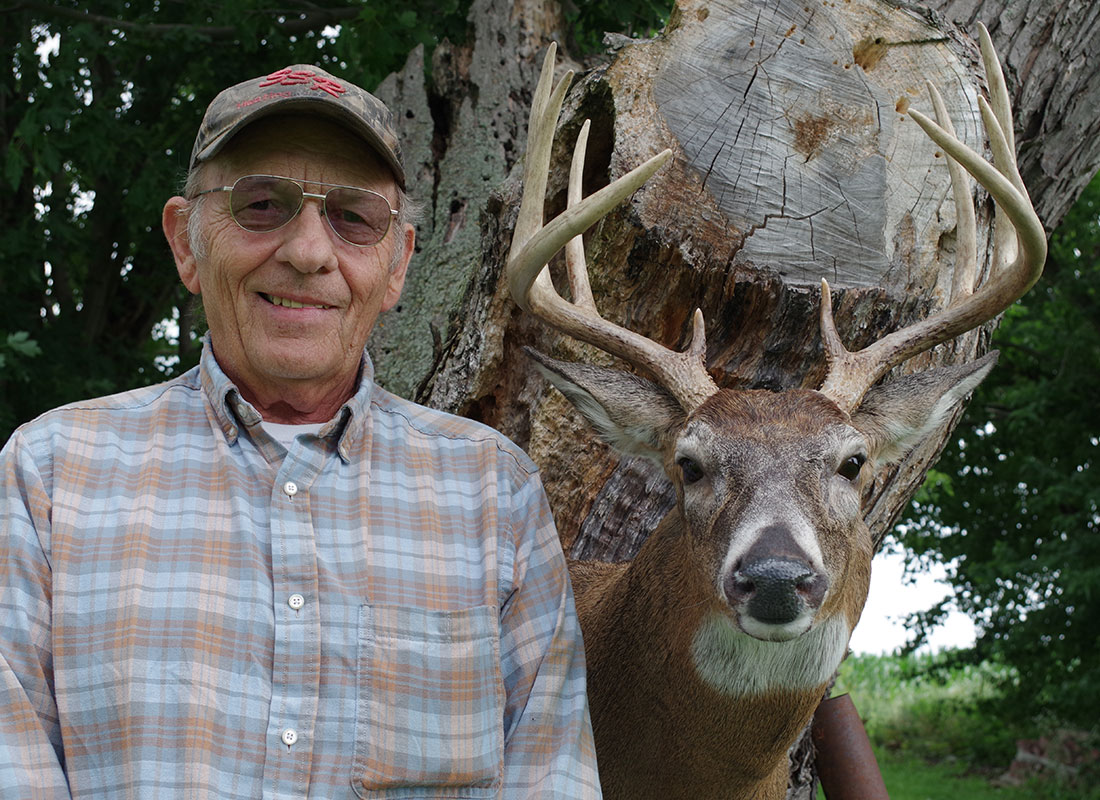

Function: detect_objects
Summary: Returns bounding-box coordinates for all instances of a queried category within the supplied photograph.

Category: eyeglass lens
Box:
[229,175,393,246]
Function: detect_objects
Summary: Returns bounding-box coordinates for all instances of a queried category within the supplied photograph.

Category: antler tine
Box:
[507,42,573,291]
[818,24,1047,414]
[927,80,977,300]
[565,120,598,313]
[975,22,1028,282]
[506,45,718,411]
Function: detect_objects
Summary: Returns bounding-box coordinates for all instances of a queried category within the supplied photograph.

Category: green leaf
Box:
[6,331,42,358]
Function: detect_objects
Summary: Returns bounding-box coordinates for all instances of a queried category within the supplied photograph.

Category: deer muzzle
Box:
[725,556,829,632]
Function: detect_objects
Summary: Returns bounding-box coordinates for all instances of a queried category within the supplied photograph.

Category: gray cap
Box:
[189,64,405,188]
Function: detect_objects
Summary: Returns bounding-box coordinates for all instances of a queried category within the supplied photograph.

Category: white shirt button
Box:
[281,728,298,747]
[288,593,305,611]
[283,481,298,497]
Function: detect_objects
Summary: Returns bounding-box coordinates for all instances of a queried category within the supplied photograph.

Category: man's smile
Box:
[259,292,333,310]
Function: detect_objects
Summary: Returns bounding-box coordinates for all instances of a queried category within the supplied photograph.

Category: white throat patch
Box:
[690,611,851,696]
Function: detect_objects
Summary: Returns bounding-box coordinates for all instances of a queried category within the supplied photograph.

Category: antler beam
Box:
[506,44,718,412]
[818,24,1047,413]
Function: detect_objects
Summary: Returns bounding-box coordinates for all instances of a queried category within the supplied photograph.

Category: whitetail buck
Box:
[507,29,1046,800]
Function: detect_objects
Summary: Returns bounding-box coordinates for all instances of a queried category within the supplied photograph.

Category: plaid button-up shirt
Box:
[1,340,601,799]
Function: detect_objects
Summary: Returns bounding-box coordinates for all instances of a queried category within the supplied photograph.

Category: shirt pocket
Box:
[352,604,504,799]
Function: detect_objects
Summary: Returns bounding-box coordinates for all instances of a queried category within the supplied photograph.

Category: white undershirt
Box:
[262,421,324,449]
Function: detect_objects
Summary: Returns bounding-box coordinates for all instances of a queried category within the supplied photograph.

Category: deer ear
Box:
[525,348,685,461]
[850,351,998,465]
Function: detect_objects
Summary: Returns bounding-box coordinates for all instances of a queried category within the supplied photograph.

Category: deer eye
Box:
[678,457,705,485]
[837,453,866,481]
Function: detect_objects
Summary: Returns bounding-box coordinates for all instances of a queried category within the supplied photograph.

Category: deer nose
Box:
[725,557,829,625]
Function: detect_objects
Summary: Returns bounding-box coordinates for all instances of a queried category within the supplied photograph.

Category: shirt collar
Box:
[198,334,375,460]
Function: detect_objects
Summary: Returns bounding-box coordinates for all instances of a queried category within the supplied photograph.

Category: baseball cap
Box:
[189,64,405,188]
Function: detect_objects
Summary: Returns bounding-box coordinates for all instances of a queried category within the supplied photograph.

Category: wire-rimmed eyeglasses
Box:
[196,174,398,247]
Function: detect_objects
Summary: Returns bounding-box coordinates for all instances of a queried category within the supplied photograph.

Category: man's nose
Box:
[276,197,339,273]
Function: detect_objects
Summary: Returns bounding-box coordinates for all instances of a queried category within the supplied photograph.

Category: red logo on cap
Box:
[259,68,347,99]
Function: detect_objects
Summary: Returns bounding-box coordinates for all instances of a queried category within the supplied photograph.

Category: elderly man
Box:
[0,65,601,798]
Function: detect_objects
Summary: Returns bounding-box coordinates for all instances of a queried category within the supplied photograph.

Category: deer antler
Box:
[506,44,717,411]
[818,23,1047,413]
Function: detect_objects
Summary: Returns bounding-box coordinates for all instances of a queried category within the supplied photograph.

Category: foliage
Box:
[834,651,1100,800]
[900,172,1100,728]
[835,649,1019,767]
[563,0,673,53]
[0,0,470,440]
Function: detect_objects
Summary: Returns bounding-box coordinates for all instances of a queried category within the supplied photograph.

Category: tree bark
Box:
[370,0,1100,796]
[369,0,571,399]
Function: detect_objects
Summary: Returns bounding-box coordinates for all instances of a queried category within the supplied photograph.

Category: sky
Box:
[847,545,977,655]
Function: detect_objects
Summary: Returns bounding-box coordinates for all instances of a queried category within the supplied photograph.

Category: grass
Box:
[815,651,1099,800]
[879,753,1031,800]
[818,753,1028,800]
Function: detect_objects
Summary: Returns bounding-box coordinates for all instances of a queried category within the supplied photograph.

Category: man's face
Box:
[164,116,413,419]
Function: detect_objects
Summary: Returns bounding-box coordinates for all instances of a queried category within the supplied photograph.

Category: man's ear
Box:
[525,347,685,461]
[381,222,414,312]
[851,351,998,465]
[163,196,201,294]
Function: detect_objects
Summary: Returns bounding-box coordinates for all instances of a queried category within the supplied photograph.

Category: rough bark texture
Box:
[368,0,1100,796]
[370,0,571,399]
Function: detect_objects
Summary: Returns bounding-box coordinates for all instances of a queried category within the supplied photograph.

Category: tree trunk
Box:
[370,0,1100,796]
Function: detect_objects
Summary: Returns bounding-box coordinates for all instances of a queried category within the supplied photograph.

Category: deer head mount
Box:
[507,29,1044,800]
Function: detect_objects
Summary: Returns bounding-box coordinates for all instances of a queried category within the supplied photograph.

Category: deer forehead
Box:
[673,389,868,479]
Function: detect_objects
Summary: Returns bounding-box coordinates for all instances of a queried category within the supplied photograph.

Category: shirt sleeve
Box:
[498,469,603,799]
[0,431,73,799]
